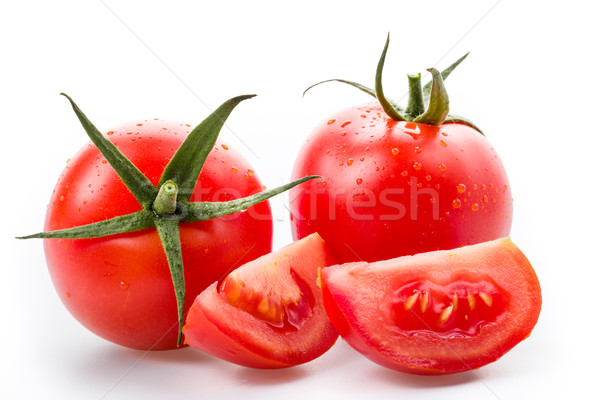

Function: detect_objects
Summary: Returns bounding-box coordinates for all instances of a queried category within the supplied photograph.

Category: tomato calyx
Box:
[303,34,482,133]
[18,93,319,346]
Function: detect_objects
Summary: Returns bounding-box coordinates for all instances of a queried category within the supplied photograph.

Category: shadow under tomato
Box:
[231,364,310,385]
[365,363,479,388]
[119,345,215,365]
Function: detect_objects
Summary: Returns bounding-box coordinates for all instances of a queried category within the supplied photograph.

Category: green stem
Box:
[153,180,178,215]
[405,73,425,118]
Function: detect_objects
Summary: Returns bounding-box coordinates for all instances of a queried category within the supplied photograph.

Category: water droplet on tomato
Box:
[327,119,336,125]
[341,121,351,128]
[401,171,408,177]
[440,140,448,147]
[221,144,229,150]
[59,196,64,201]
[471,203,479,212]
[107,131,114,136]
[360,156,365,161]
[412,162,422,171]
[341,131,347,136]
[414,146,423,154]
[101,160,107,164]
[356,178,363,185]
[391,148,400,156]
[119,281,129,290]
[347,158,354,166]
[483,195,489,203]
[425,175,432,181]
[457,184,466,193]
[452,198,462,209]
[439,163,447,172]
[65,292,71,298]
[247,169,254,176]
[231,166,238,174]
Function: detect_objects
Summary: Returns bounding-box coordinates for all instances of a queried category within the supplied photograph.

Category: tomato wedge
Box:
[319,238,542,375]
[183,233,339,368]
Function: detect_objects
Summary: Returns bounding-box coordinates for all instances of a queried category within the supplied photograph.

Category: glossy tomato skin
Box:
[290,103,512,262]
[44,120,272,350]
[183,233,339,368]
[320,238,542,375]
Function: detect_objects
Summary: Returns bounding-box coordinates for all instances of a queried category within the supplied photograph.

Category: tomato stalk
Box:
[303,35,482,133]
[405,73,425,118]
[18,94,319,346]
[153,180,179,216]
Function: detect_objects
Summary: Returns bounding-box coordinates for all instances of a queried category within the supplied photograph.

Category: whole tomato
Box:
[290,37,512,262]
[44,119,271,350]
[23,94,315,350]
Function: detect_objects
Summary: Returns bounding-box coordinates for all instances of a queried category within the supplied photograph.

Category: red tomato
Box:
[290,103,512,262]
[320,238,542,375]
[183,233,339,368]
[44,119,272,350]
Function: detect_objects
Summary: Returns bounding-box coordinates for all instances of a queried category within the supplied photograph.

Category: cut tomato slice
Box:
[183,233,339,368]
[320,238,542,375]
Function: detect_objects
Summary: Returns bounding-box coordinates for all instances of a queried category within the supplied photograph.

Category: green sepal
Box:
[413,68,449,126]
[422,52,469,107]
[375,34,406,121]
[16,210,154,240]
[303,79,377,99]
[444,114,484,135]
[159,95,255,201]
[61,93,158,206]
[154,218,185,346]
[184,175,320,223]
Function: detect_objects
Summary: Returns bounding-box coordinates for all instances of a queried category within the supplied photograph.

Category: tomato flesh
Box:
[320,238,541,375]
[183,233,339,368]
[392,279,508,337]
[220,265,315,332]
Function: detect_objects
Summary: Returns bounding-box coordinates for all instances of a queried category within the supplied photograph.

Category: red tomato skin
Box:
[320,238,542,375]
[183,233,339,368]
[290,103,513,262]
[44,120,272,350]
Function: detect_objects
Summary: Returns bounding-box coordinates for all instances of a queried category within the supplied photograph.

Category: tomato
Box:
[290,106,512,262]
[183,233,339,368]
[43,119,272,350]
[290,37,512,262]
[319,238,542,375]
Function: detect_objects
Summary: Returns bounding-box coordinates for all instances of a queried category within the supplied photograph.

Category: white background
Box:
[2,1,598,399]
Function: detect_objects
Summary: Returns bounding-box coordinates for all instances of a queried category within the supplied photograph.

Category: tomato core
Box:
[219,269,314,332]
[392,279,508,337]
